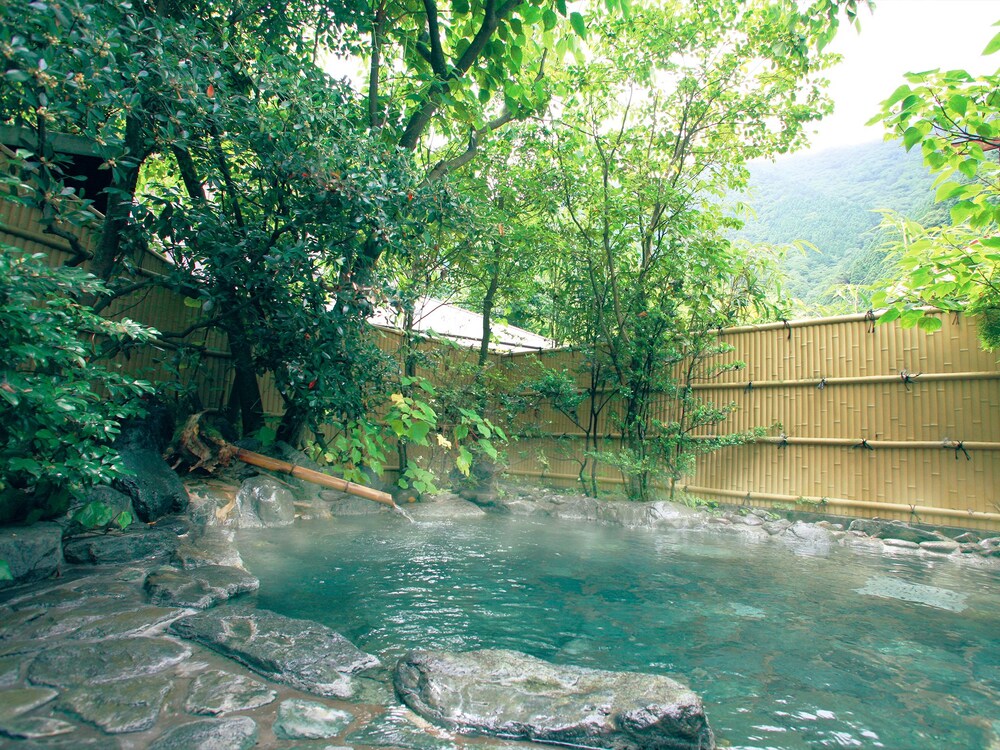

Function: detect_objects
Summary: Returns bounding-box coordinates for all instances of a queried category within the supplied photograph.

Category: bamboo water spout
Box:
[170,412,401,513]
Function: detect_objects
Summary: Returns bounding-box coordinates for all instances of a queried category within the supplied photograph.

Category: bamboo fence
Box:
[4,185,999,530]
[498,314,1000,531]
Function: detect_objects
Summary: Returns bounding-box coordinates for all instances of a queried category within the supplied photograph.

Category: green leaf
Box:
[477,438,498,459]
[569,12,586,39]
[884,85,912,108]
[950,200,979,224]
[949,94,969,116]
[409,420,431,445]
[543,8,557,30]
[0,560,11,582]
[456,447,473,476]
[72,501,115,529]
[983,29,1000,55]
[878,307,901,325]
[902,126,923,151]
[917,316,943,333]
[452,0,470,13]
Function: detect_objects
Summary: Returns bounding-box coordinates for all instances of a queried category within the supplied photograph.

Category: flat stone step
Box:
[171,607,378,699]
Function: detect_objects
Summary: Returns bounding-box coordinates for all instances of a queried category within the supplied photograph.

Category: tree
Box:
[871,31,1000,348]
[1,0,455,442]
[522,0,865,499]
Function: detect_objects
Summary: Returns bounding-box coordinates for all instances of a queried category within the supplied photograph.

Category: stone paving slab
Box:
[144,565,259,609]
[60,675,173,733]
[147,716,258,750]
[28,638,191,689]
[184,669,277,716]
[171,607,379,699]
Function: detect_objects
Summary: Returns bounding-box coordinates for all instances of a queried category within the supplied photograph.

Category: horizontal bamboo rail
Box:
[719,307,945,334]
[681,485,1000,524]
[748,436,1000,451]
[514,433,1000,451]
[691,371,1000,390]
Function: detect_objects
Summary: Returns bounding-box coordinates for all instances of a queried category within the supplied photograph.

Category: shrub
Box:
[0,251,156,523]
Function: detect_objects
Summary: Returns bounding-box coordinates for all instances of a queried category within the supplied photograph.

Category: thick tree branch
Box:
[421,0,449,77]
[399,0,524,150]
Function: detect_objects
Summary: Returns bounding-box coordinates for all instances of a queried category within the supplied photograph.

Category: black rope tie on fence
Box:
[899,369,920,391]
[777,433,789,449]
[853,438,874,451]
[817,377,827,390]
[865,309,876,333]
[781,319,791,340]
[944,438,971,461]
[744,381,754,393]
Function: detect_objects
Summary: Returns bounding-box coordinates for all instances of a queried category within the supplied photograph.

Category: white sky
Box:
[805,0,1000,152]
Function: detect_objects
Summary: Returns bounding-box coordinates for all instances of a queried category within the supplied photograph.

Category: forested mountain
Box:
[735,140,947,311]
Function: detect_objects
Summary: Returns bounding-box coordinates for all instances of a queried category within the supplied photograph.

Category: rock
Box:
[60,675,172,733]
[763,519,792,535]
[883,538,920,550]
[173,529,244,570]
[394,649,715,750]
[63,525,180,564]
[404,494,486,520]
[741,514,764,526]
[232,476,296,528]
[920,540,959,554]
[598,502,656,527]
[787,521,833,544]
[0,523,63,589]
[171,608,379,698]
[28,638,191,689]
[954,532,982,544]
[184,669,277,715]
[144,565,259,609]
[320,493,390,516]
[847,519,942,544]
[148,717,258,750]
[647,502,703,528]
[0,687,58,721]
[116,403,175,454]
[113,447,188,523]
[346,707,456,750]
[0,716,76,739]
[274,698,355,739]
[66,606,183,641]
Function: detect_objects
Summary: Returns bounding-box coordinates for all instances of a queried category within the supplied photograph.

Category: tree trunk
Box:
[224,324,264,436]
[90,113,148,281]
[477,263,500,370]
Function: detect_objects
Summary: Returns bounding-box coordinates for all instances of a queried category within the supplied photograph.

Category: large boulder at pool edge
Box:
[394,649,715,750]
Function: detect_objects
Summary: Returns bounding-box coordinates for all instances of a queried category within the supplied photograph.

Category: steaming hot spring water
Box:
[237,514,1000,749]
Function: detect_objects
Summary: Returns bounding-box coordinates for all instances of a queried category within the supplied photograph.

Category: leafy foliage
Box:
[870,35,1000,347]
[0,251,155,523]
[515,0,861,500]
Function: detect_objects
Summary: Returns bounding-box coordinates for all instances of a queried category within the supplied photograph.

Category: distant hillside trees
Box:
[736,140,946,310]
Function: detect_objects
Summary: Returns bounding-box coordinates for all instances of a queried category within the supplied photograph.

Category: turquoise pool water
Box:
[238,515,1000,749]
